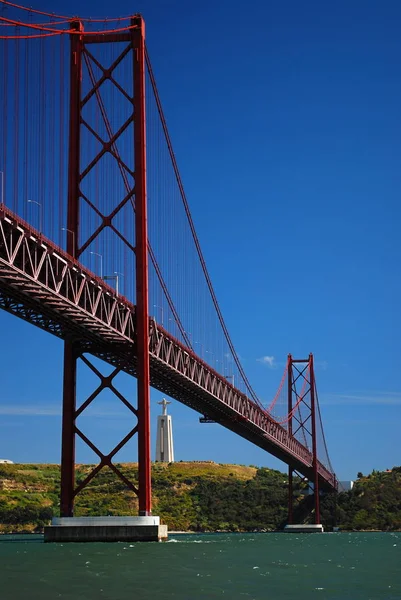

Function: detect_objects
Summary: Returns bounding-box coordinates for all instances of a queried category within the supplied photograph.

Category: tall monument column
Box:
[155,399,174,463]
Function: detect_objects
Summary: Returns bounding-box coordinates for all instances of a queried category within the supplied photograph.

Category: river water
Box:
[1,532,400,599]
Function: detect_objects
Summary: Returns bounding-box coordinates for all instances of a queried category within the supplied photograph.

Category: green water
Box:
[1,532,400,599]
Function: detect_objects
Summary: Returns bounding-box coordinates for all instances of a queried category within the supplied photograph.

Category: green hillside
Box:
[321,467,401,531]
[0,461,294,533]
[0,462,400,533]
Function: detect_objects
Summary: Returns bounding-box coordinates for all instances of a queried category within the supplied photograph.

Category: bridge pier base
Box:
[284,524,324,533]
[44,517,168,543]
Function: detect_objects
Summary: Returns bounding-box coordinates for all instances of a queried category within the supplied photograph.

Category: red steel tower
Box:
[60,15,151,518]
[287,354,321,526]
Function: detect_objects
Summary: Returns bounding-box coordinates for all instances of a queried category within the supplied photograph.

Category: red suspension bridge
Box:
[0,4,337,527]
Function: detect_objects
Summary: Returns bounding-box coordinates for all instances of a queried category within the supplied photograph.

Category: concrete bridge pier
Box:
[44,516,168,543]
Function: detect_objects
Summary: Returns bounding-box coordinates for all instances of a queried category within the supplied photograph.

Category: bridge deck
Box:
[0,204,336,491]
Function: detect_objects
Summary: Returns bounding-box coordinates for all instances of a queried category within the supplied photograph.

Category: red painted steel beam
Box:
[60,20,83,517]
[60,341,77,517]
[309,354,321,524]
[287,354,293,524]
[131,15,152,516]
[83,33,131,44]
[66,20,83,262]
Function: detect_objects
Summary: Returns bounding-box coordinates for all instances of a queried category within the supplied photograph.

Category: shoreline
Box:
[1,528,400,537]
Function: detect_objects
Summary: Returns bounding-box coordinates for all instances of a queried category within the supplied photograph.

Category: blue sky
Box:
[1,0,400,481]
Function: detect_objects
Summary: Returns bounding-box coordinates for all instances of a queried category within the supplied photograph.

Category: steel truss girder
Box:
[0,208,135,343]
[0,205,336,491]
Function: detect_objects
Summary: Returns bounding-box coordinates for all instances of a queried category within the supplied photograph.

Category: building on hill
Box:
[0,459,14,464]
[339,480,354,491]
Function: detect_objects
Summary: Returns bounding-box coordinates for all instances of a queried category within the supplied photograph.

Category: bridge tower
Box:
[286,354,323,532]
[59,15,154,528]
